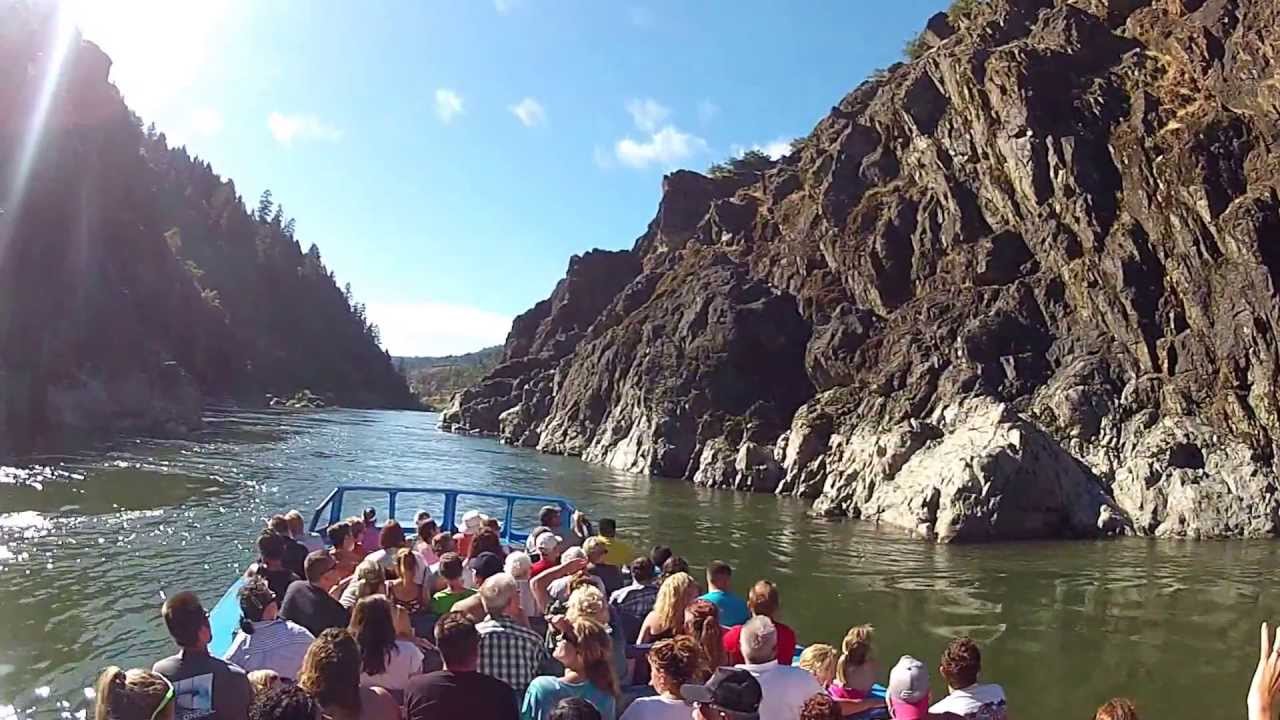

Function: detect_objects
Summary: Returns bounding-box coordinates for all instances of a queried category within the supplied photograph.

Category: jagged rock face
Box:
[447,0,1280,540]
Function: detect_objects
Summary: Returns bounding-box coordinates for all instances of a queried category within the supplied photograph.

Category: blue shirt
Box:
[521,676,616,720]
[701,589,750,627]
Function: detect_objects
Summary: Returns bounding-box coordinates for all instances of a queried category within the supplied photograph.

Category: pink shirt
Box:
[828,682,868,700]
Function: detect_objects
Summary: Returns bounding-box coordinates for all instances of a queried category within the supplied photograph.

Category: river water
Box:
[0,408,1275,718]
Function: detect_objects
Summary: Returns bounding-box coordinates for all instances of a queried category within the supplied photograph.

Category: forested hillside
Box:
[0,4,415,457]
[396,347,501,410]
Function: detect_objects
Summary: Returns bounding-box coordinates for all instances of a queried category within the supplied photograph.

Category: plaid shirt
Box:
[476,614,548,699]
[609,581,658,622]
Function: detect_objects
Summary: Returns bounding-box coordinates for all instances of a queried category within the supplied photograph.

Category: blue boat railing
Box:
[307,485,576,546]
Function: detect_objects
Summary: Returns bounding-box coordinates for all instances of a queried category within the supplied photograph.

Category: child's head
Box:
[797,643,838,687]
[836,624,874,686]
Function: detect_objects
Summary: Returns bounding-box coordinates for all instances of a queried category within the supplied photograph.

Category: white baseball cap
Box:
[887,655,931,719]
[535,531,562,552]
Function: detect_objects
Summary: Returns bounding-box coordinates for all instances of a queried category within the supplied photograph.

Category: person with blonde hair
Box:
[638,572,698,643]
[830,625,883,715]
[1095,698,1139,720]
[796,644,837,688]
[620,636,701,720]
[386,547,431,636]
[339,557,387,610]
[93,667,175,720]
[506,551,539,623]
[562,584,627,686]
[685,599,725,679]
[523,618,619,720]
[246,669,281,698]
[297,628,399,720]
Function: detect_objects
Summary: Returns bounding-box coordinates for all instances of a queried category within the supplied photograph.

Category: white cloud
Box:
[732,137,794,160]
[365,302,512,357]
[697,99,719,126]
[435,88,464,124]
[190,107,223,136]
[615,125,708,169]
[509,97,546,127]
[625,98,670,133]
[267,112,342,145]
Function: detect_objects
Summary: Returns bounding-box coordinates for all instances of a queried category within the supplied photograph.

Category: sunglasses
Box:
[151,674,175,720]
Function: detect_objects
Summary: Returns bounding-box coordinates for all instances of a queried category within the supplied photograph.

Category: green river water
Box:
[0,408,1275,718]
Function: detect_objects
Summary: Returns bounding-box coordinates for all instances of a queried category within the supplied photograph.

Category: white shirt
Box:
[930,684,1008,719]
[620,695,690,720]
[737,660,823,720]
[222,619,314,680]
[516,578,538,620]
[359,639,424,691]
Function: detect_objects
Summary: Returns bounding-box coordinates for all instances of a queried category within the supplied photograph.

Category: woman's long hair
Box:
[298,628,362,714]
[568,618,619,698]
[685,598,725,672]
[651,572,696,637]
[349,595,399,676]
[835,624,874,686]
[94,667,172,720]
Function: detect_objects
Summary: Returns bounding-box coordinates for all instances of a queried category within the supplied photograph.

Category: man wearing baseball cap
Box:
[681,667,763,720]
[452,551,509,622]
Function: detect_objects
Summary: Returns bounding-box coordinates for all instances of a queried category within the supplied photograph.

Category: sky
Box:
[62,0,949,356]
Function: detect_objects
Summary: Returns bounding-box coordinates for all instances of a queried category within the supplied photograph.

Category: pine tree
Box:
[283,218,296,238]
[256,190,273,223]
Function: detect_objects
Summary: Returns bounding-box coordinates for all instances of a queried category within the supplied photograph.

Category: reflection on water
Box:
[0,408,1277,719]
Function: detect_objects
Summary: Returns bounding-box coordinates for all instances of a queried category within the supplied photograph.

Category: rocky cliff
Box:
[444,0,1280,541]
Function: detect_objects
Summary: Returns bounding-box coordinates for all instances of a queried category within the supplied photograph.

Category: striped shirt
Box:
[476,614,548,701]
[222,619,314,680]
[609,581,658,622]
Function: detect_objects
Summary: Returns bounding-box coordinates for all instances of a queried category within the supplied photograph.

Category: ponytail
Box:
[94,667,171,720]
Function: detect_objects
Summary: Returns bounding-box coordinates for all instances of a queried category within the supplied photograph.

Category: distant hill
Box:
[396,347,502,410]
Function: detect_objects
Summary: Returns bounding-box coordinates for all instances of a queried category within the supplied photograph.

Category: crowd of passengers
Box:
[92,507,1280,720]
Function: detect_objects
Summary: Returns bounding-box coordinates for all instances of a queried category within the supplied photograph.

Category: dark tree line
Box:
[0,3,415,453]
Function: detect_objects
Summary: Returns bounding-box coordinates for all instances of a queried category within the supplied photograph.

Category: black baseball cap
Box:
[680,668,762,719]
[468,551,504,579]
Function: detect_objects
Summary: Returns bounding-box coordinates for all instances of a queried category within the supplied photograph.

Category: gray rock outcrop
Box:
[445,0,1280,540]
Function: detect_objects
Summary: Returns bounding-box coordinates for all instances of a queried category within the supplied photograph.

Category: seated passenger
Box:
[734,616,822,720]
[551,698,603,720]
[269,515,308,579]
[679,668,763,720]
[297,628,399,720]
[649,546,673,572]
[885,655,941,720]
[609,556,660,643]
[247,669,282,698]
[554,585,627,689]
[796,644,837,689]
[700,560,749,627]
[403,612,518,720]
[929,638,1007,719]
[359,508,381,553]
[280,551,350,637]
[638,572,698,644]
[723,581,797,666]
[476,572,549,702]
[583,537,625,596]
[530,532,564,576]
[153,591,252,720]
[339,558,386,610]
[93,666,176,720]
[594,519,634,568]
[346,517,368,557]
[532,549,603,614]
[248,683,318,720]
[285,510,323,553]
[522,617,619,720]
[619,636,700,720]
[254,531,301,603]
[456,510,485,558]
[429,553,476,615]
[326,522,360,578]
[414,519,440,568]
[686,599,726,677]
[428,532,457,576]
[452,551,509,622]
[660,556,689,580]
[506,551,540,624]
[224,577,314,680]
[386,548,432,637]
[348,595,424,693]
[830,625,884,715]
[364,520,408,572]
